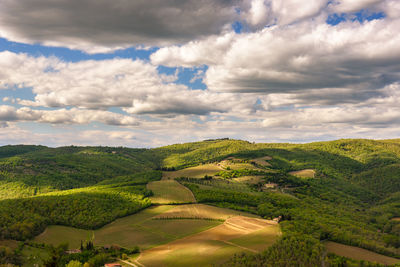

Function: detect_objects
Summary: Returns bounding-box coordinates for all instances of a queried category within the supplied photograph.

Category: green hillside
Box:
[0,139,400,266]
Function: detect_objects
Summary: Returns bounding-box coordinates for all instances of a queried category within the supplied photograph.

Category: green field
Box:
[34,225,92,249]
[325,241,400,265]
[147,180,196,204]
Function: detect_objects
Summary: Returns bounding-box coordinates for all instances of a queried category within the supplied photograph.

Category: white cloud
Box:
[0,51,237,116]
[1,1,400,146]
[152,16,400,104]
[0,105,139,126]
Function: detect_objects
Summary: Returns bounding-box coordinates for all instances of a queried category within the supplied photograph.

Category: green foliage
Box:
[215,168,265,178]
[66,260,83,267]
[222,234,325,267]
[0,171,161,240]
[2,139,400,265]
[0,146,160,190]
[352,164,400,197]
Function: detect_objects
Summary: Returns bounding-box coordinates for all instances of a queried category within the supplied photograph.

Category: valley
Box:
[0,139,400,266]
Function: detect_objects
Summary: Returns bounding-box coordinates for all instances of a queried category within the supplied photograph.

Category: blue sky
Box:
[0,0,399,147]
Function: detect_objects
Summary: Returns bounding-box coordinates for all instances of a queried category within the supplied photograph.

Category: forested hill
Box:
[0,138,400,266]
[1,138,400,198]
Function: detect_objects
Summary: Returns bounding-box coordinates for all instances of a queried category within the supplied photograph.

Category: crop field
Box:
[162,164,223,179]
[250,156,272,167]
[229,222,280,251]
[391,217,400,221]
[32,204,250,250]
[289,169,316,178]
[153,203,257,220]
[325,241,400,265]
[233,175,264,184]
[0,239,18,249]
[34,225,92,248]
[147,180,196,204]
[219,160,260,171]
[137,216,279,267]
[190,178,255,193]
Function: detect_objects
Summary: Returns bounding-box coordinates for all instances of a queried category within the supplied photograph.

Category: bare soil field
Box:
[325,241,400,265]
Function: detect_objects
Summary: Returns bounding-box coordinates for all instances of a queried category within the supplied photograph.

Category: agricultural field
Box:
[325,241,400,265]
[32,204,255,250]
[30,204,280,266]
[232,175,264,184]
[147,180,196,204]
[391,217,400,221]
[0,240,18,249]
[162,164,222,179]
[250,156,272,167]
[153,203,257,220]
[289,169,316,178]
[137,216,279,267]
[34,225,92,249]
[219,160,260,171]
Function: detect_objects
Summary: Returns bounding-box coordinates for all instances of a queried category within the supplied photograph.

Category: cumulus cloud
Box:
[1,0,400,147]
[0,0,241,53]
[152,16,400,106]
[242,0,328,27]
[0,105,139,126]
[0,51,237,116]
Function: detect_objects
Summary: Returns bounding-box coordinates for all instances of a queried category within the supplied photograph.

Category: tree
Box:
[66,260,83,267]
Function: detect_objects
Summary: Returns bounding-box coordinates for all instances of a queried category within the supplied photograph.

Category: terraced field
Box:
[325,241,400,265]
[147,180,196,204]
[138,216,279,267]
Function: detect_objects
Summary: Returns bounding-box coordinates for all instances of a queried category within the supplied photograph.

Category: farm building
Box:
[104,263,122,267]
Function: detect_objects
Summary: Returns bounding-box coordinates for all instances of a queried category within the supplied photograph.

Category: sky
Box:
[0,0,400,147]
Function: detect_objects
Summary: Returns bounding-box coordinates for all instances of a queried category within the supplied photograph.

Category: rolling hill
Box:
[0,139,400,266]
